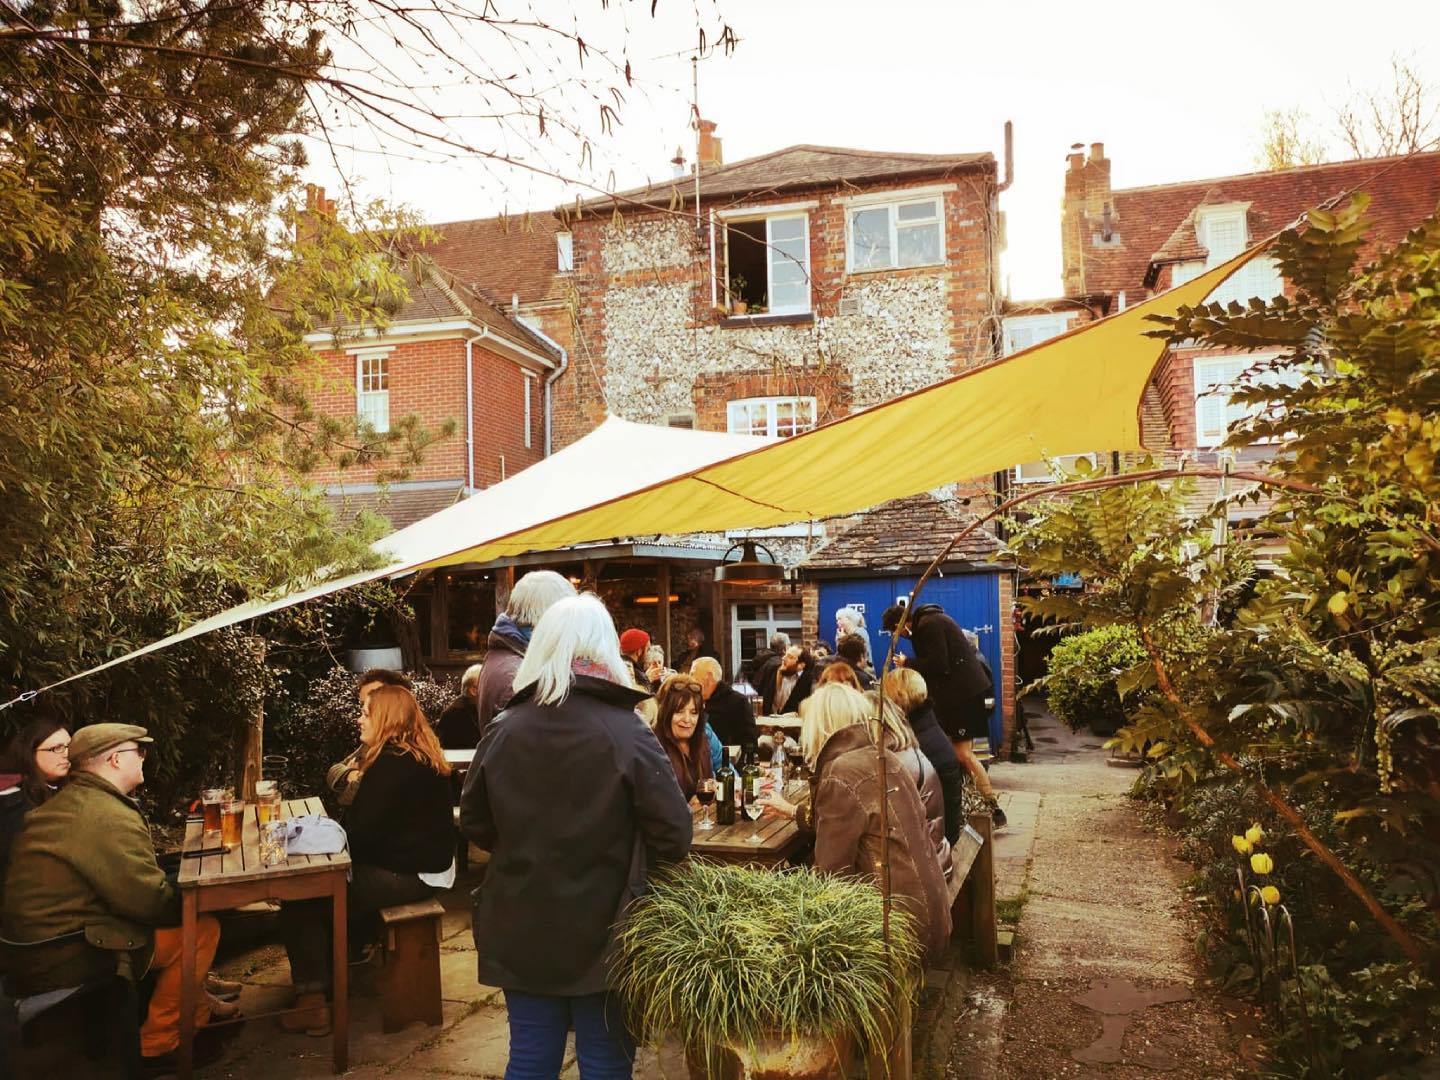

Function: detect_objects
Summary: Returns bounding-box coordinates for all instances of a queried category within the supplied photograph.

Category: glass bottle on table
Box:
[715,746,737,826]
[740,742,763,799]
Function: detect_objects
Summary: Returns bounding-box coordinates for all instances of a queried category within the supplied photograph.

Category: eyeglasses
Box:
[38,743,70,757]
[660,676,704,693]
[112,746,148,761]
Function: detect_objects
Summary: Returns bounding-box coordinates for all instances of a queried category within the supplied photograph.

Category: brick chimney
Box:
[697,119,723,170]
[1060,142,1112,296]
[296,183,337,244]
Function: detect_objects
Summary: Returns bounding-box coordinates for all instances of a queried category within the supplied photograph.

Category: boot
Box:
[987,797,1008,829]
[277,991,332,1037]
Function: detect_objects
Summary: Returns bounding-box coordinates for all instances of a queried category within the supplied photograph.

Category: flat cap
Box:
[70,723,153,765]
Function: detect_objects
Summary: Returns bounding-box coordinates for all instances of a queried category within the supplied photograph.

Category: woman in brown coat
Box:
[652,674,714,801]
[762,684,951,963]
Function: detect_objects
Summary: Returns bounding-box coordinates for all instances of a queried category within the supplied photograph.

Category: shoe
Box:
[206,990,243,1020]
[205,971,244,1002]
[277,991,332,1037]
[987,799,1008,829]
[141,1026,228,1075]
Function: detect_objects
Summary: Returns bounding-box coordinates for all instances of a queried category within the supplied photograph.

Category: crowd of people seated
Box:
[0,566,1000,1078]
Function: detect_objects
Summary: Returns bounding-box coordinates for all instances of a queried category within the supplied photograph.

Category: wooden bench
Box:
[378,899,445,1034]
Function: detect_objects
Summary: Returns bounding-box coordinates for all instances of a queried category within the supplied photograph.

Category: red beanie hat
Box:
[619,628,650,655]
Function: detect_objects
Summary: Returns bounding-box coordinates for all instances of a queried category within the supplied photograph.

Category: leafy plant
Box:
[613,861,918,1070]
[1036,624,1148,734]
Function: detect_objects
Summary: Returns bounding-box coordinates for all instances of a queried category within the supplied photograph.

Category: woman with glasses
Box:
[0,720,72,883]
[652,675,713,802]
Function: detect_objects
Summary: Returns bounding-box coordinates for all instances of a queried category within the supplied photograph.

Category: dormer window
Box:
[1172,205,1283,305]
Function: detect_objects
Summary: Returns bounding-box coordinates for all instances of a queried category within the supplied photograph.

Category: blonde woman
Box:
[762,684,951,963]
[279,684,454,1035]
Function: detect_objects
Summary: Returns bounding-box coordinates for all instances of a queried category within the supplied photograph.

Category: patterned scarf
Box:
[571,657,622,683]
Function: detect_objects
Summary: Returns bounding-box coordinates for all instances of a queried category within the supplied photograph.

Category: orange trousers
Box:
[140,914,220,1057]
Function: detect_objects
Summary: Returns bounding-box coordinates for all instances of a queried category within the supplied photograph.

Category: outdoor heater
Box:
[713,539,785,586]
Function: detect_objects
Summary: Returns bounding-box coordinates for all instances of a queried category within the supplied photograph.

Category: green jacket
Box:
[1,771,178,992]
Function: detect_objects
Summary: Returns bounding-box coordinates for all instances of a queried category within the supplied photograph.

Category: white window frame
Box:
[522,371,536,448]
[1002,312,1077,355]
[556,231,574,272]
[726,396,817,439]
[1013,453,1099,484]
[722,212,812,316]
[354,348,391,433]
[846,195,945,273]
[1193,353,1300,447]
[731,600,803,684]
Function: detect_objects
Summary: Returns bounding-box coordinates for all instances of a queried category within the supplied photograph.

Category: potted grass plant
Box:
[613,861,919,1079]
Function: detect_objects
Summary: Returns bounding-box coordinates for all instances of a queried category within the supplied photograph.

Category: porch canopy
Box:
[37,242,1267,694]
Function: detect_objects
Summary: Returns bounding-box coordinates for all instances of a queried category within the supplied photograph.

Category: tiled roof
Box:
[581,145,993,211]
[1081,151,1440,298]
[322,482,467,532]
[416,211,566,305]
[801,492,1005,571]
[392,257,560,362]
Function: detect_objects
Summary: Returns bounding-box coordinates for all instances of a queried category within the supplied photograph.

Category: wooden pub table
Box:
[689,779,810,868]
[177,795,351,1078]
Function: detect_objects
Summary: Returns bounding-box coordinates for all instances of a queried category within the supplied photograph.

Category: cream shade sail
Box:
[28,239,1267,696]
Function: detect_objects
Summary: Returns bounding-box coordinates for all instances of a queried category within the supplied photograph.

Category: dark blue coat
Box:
[459,674,692,995]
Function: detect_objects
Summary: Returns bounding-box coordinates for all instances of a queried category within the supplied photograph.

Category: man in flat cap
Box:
[3,723,232,1070]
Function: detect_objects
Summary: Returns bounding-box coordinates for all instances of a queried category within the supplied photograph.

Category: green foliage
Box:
[613,861,918,1067]
[1038,625,1147,735]
[0,4,457,787]
[1008,196,1440,1074]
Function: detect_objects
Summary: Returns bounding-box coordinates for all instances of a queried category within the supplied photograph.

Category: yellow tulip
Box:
[1259,886,1280,905]
[1251,853,1274,875]
[1231,835,1253,856]
[1245,823,1264,846]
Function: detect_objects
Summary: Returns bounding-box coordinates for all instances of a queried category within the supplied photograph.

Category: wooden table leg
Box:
[178,889,198,1079]
[331,871,349,1073]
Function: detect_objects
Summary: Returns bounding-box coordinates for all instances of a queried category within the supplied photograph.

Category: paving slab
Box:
[405,1002,511,1076]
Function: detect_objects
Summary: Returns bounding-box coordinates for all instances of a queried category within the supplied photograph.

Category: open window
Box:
[722,213,810,316]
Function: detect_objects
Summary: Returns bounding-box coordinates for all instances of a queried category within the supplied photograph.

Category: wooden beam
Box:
[965,812,999,967]
[657,562,672,664]
[495,565,516,620]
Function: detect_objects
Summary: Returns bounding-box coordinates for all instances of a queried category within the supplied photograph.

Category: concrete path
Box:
[944,702,1261,1078]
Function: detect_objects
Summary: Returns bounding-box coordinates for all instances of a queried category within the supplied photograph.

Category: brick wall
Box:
[552,171,1000,449]
[304,336,543,488]
[998,571,1017,752]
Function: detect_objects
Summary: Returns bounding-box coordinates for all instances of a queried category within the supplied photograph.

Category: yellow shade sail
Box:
[27,239,1268,696]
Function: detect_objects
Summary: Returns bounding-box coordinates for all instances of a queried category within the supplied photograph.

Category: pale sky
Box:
[313,0,1440,300]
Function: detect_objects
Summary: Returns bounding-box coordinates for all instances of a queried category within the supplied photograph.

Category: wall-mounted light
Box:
[633,594,682,605]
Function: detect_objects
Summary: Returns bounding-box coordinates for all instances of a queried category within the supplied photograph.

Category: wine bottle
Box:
[740,742,763,812]
[715,745,737,825]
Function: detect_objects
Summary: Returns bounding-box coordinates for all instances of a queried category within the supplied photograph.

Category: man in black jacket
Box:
[755,645,814,715]
[691,657,755,748]
[883,602,1005,827]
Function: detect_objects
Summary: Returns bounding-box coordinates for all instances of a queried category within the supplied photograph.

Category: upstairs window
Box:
[1003,312,1076,355]
[1014,454,1098,483]
[356,351,390,433]
[847,196,943,272]
[727,396,817,439]
[1194,353,1301,446]
[723,213,811,316]
[556,231,574,272]
[1182,207,1283,306]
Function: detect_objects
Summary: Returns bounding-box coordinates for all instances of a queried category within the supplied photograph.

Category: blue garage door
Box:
[817,573,1004,748]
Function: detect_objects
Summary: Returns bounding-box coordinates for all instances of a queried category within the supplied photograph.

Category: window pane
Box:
[770,279,808,313]
[735,603,763,621]
[772,603,802,620]
[358,391,389,432]
[769,216,805,242]
[1204,216,1244,264]
[1015,460,1051,481]
[447,578,496,653]
[897,222,941,267]
[897,199,939,222]
[1171,261,1204,287]
[850,207,891,269]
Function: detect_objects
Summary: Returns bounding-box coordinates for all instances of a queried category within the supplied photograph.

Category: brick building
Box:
[1006,144,1440,491]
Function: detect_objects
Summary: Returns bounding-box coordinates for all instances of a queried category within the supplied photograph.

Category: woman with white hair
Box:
[459,594,692,1077]
[834,605,872,669]
[474,569,577,736]
[761,684,951,963]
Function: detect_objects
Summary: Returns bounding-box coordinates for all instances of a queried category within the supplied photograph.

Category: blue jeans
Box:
[503,990,635,1080]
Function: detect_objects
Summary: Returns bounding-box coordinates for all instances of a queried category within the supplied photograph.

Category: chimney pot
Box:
[1090,142,1106,162]
[697,118,723,170]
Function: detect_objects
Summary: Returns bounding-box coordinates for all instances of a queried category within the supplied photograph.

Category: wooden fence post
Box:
[966,812,998,967]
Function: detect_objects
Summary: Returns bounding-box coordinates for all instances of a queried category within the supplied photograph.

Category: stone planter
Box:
[688,1033,851,1080]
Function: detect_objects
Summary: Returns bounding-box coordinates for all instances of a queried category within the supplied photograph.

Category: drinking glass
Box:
[261,755,290,792]
[255,781,281,825]
[696,779,717,831]
[201,788,225,838]
[743,787,765,843]
[259,820,287,867]
[221,799,246,849]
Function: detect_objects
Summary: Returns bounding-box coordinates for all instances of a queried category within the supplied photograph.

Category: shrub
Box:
[1040,624,1147,734]
[264,665,456,811]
